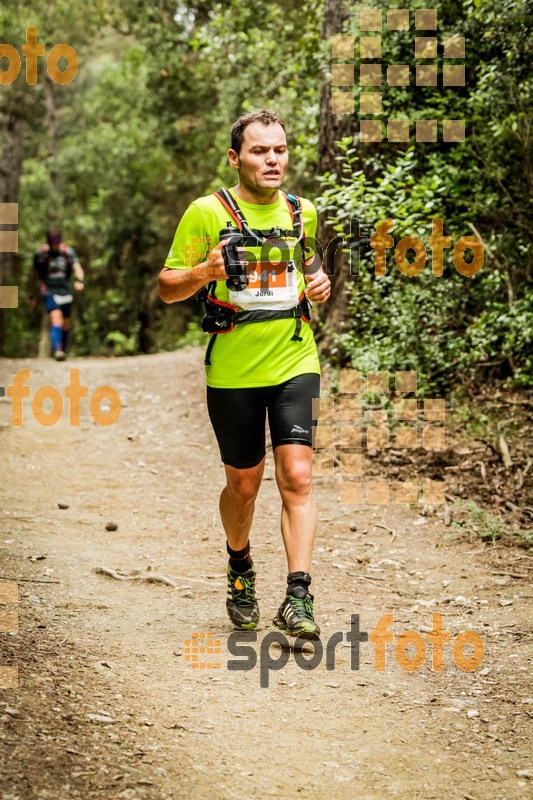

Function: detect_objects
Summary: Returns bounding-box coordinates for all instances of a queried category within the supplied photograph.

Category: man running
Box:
[29,229,84,360]
[159,110,330,639]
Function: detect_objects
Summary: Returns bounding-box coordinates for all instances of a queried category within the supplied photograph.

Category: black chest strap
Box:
[213,188,305,246]
[198,285,311,366]
[199,189,309,366]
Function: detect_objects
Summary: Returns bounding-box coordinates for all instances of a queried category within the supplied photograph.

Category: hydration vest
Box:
[198,189,311,366]
[35,244,74,282]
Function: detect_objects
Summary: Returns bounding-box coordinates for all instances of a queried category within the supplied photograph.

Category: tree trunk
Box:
[314,0,354,351]
[0,112,25,356]
[38,308,51,358]
[35,76,63,358]
[44,75,61,214]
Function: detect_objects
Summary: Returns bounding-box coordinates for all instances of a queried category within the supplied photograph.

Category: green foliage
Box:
[4,0,323,357]
[1,0,530,395]
[316,0,532,391]
[452,500,532,548]
[176,320,206,350]
[467,294,533,388]
[452,500,506,542]
[105,328,139,355]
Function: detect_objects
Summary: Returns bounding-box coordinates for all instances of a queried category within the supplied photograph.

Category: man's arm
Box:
[28,264,37,296]
[159,263,214,304]
[159,240,236,303]
[73,261,84,292]
[67,247,84,290]
[160,200,230,303]
[303,253,331,305]
[73,260,84,282]
[299,199,330,304]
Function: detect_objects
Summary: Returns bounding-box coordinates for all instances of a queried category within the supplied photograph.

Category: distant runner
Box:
[29,228,84,360]
[159,110,330,640]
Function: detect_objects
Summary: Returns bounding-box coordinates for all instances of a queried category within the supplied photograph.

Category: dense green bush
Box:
[313,0,532,391]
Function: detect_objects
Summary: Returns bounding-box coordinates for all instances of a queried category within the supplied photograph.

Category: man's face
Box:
[48,235,61,253]
[229,122,289,194]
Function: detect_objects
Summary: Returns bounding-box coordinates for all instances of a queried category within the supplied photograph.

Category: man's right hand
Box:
[159,241,246,304]
[199,240,247,282]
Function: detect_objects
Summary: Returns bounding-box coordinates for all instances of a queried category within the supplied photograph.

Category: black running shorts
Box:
[206,373,320,469]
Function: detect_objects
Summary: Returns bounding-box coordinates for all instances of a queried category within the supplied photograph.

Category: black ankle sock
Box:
[287,571,312,595]
[227,541,253,574]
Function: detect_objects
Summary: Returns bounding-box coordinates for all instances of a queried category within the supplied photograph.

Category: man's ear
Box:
[227,148,240,170]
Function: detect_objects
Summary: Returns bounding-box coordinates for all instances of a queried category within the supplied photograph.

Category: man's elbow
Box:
[159,269,176,304]
[159,279,172,304]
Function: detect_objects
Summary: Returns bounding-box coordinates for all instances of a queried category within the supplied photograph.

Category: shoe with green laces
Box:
[272,585,321,640]
[226,564,259,630]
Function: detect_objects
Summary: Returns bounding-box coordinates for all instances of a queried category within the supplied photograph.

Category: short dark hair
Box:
[230,110,286,154]
[47,228,62,246]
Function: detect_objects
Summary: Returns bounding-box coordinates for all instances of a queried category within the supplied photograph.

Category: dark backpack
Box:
[35,244,73,282]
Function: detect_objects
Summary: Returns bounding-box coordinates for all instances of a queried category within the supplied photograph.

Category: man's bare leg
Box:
[273,444,316,572]
[49,308,65,359]
[61,316,71,353]
[271,443,320,639]
[219,459,265,550]
[220,460,264,630]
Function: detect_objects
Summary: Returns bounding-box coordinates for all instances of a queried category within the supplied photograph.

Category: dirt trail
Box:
[0,350,531,800]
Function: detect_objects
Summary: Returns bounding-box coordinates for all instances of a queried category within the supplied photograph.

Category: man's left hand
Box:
[304,269,331,304]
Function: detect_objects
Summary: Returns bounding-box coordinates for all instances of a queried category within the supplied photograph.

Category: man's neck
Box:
[231,184,280,205]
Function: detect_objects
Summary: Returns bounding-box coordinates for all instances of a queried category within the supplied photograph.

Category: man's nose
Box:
[265,151,278,163]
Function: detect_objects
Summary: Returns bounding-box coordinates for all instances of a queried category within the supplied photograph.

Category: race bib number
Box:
[48,255,68,280]
[229,260,299,310]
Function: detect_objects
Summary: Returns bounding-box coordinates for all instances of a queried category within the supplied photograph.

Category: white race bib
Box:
[229,260,299,310]
[53,294,73,305]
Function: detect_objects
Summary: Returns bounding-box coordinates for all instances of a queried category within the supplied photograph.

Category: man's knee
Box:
[225,466,263,504]
[276,455,312,496]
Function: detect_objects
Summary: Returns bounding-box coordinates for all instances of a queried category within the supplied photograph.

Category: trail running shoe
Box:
[54,350,66,361]
[272,585,321,640]
[226,564,259,630]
